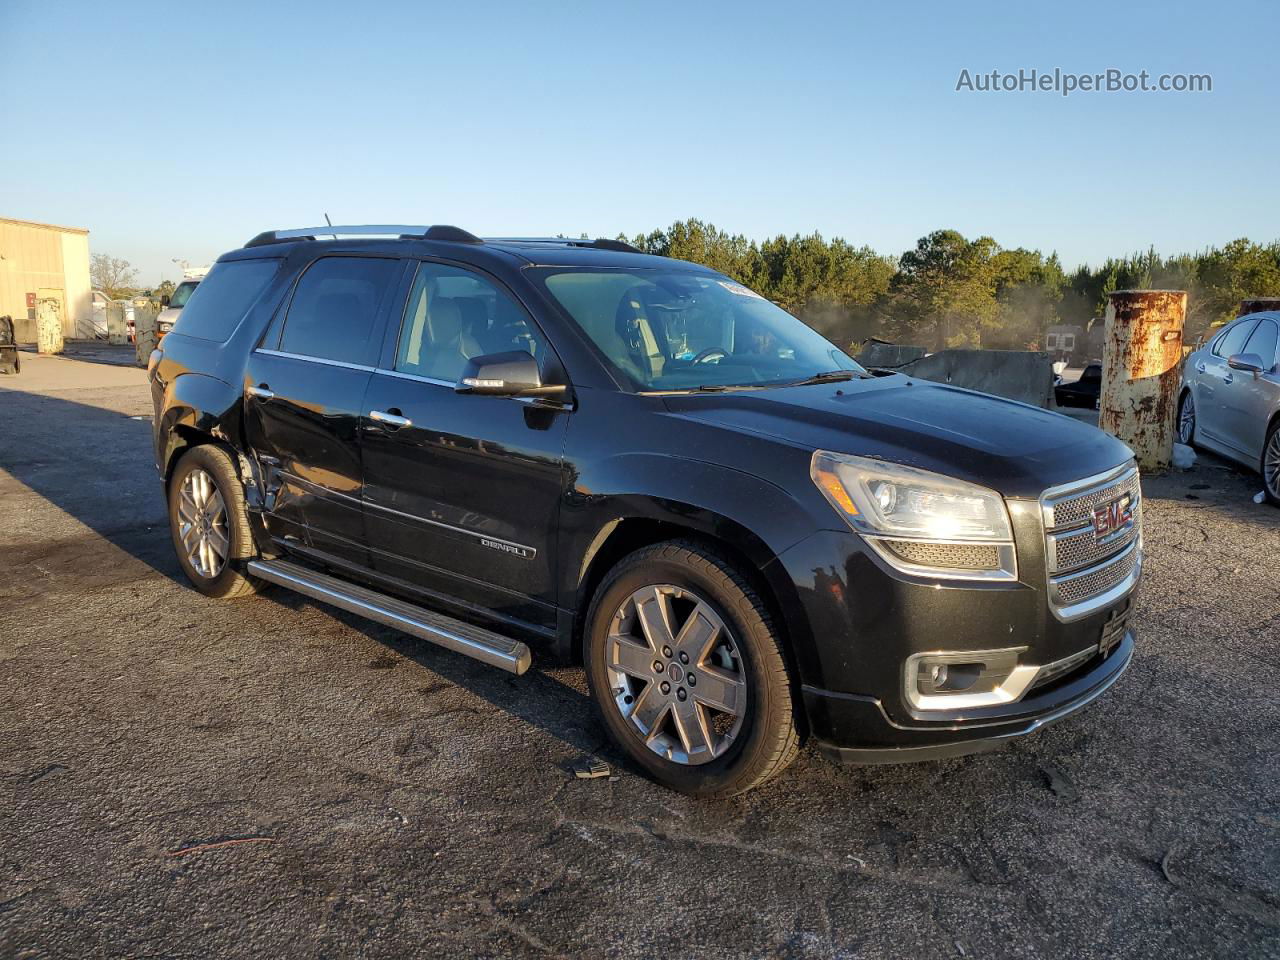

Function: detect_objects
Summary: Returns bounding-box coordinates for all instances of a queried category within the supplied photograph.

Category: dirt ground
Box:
[2,348,1277,959]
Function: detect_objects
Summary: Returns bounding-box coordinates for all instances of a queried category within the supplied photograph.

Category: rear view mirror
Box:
[456,351,567,399]
[1227,353,1267,376]
[160,295,171,307]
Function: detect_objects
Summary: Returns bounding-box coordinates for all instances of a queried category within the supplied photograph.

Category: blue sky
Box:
[1,0,1275,284]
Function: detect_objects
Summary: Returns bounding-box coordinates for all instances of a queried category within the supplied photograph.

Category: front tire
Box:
[584,540,801,798]
[1178,389,1196,446]
[1263,420,1280,507]
[167,445,260,598]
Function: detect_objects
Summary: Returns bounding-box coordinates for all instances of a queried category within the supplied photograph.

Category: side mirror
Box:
[456,350,567,399]
[1227,353,1267,376]
[160,295,171,307]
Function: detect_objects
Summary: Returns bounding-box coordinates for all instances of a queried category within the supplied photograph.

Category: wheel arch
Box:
[565,511,812,681]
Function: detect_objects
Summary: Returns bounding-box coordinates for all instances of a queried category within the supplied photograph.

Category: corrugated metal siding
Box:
[0,217,91,340]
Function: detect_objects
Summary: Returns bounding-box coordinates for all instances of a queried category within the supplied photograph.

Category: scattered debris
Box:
[1172,443,1197,469]
[572,757,612,780]
[27,763,69,783]
[1254,491,1267,504]
[165,836,275,857]
[1160,847,1178,884]
[1039,764,1079,801]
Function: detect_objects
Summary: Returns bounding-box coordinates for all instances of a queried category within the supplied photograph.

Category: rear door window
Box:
[278,257,400,366]
[170,259,281,342]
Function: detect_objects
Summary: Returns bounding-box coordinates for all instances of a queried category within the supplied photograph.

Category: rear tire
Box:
[1263,420,1280,507]
[167,445,261,598]
[584,540,801,798]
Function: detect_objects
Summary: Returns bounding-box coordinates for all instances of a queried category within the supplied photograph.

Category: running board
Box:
[246,559,532,675]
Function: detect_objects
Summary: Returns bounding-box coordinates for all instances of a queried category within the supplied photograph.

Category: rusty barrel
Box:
[1099,290,1186,472]
[1237,297,1280,317]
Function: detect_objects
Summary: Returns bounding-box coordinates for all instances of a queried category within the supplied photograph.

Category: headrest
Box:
[426,297,463,342]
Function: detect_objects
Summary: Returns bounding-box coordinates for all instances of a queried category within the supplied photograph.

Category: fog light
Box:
[906,647,1037,711]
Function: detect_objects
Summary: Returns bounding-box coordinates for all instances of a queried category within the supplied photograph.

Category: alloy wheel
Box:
[178,467,230,578]
[604,584,748,765]
[1178,393,1195,444]
[1266,429,1280,499]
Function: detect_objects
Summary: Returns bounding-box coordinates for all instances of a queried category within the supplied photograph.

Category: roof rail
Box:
[484,236,643,254]
[244,224,483,248]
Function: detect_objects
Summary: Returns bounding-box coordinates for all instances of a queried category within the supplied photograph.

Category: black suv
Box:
[150,225,1140,797]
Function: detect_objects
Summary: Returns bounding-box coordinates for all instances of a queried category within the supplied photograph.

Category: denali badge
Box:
[479,537,534,559]
[1091,495,1133,542]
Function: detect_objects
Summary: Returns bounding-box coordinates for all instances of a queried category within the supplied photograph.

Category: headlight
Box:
[811,451,1016,580]
[158,322,173,333]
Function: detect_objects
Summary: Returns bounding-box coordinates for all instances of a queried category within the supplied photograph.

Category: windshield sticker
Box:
[717,280,766,300]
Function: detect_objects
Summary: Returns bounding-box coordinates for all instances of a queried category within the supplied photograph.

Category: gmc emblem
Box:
[1092,495,1133,541]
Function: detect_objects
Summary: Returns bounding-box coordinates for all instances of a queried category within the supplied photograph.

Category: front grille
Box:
[883,540,1001,570]
[1041,464,1143,619]
[1043,467,1141,530]
[1049,517,1140,573]
[1053,543,1138,605]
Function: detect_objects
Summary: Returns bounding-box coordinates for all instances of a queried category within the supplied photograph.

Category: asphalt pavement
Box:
[1,352,1277,959]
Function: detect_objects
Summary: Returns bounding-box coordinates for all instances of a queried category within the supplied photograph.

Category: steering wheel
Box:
[691,347,728,364]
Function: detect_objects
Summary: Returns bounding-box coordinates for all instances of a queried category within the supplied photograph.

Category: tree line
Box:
[626,220,1280,350]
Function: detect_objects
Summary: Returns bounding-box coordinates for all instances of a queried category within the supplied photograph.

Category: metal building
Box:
[0,216,92,342]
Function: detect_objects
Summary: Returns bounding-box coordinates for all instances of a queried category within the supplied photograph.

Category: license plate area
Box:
[1099,602,1130,657]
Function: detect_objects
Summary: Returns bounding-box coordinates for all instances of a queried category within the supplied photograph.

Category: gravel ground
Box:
[1,353,1277,959]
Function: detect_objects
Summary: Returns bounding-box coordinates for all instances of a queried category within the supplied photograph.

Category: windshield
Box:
[169,280,200,309]
[534,268,864,391]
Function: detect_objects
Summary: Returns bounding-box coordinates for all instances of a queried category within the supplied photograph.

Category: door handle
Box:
[1222,373,1234,384]
[370,409,412,428]
[247,384,274,399]
[1195,361,1206,374]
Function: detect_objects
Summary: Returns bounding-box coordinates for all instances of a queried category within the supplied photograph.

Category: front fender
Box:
[560,451,822,664]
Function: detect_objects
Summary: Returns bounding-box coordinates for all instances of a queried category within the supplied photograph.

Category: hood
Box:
[662,375,1133,499]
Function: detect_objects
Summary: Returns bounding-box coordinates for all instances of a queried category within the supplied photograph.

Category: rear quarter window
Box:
[170,259,282,342]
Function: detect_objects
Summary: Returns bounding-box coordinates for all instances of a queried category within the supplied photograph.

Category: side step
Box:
[247,559,532,675]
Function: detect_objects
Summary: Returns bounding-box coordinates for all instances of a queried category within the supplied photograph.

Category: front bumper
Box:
[806,630,1133,764]
[769,522,1139,763]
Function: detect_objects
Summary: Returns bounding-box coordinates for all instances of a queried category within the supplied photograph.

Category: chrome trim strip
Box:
[276,470,539,560]
[1048,540,1142,622]
[1040,461,1139,531]
[1045,514,1139,574]
[246,559,531,674]
[254,348,376,373]
[812,631,1133,733]
[904,646,1035,710]
[361,497,538,559]
[373,368,455,388]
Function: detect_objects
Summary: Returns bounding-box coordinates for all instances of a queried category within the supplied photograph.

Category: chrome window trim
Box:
[374,367,456,388]
[369,366,572,409]
[254,348,375,373]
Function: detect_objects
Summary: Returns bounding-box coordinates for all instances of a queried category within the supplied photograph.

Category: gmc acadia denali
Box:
[149,224,1141,797]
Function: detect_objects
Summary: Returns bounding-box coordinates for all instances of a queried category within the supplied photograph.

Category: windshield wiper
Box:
[786,370,859,386]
